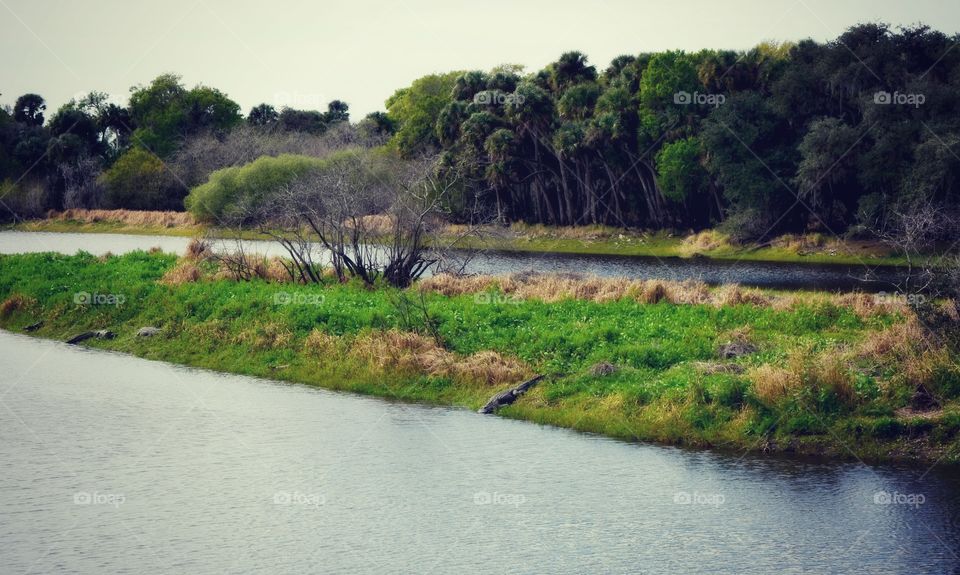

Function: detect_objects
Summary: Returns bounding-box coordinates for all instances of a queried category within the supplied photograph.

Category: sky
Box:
[1,0,958,119]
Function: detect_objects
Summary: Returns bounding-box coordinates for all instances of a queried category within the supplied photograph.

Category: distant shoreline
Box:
[7,209,917,267]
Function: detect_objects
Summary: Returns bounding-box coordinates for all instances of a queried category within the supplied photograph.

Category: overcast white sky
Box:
[1,0,958,119]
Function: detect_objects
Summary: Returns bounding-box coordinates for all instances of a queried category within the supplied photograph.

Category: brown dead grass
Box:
[235,322,293,350]
[810,351,856,406]
[693,362,745,375]
[680,230,729,255]
[744,319,948,411]
[211,256,293,283]
[835,292,909,319]
[856,319,931,365]
[188,320,230,341]
[940,299,960,322]
[421,273,777,308]
[303,330,341,357]
[418,273,916,320]
[748,364,802,406]
[160,261,202,286]
[51,209,196,228]
[506,223,623,241]
[345,214,395,236]
[772,233,829,253]
[712,285,770,307]
[349,329,530,386]
[0,293,35,318]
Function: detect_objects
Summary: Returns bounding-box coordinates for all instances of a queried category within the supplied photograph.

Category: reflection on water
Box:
[0,230,907,291]
[0,331,958,574]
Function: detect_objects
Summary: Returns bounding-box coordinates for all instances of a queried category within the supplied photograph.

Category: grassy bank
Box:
[7,209,913,266]
[2,250,959,463]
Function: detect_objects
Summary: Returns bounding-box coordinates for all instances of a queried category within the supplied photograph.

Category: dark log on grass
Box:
[478,375,544,414]
[65,330,115,345]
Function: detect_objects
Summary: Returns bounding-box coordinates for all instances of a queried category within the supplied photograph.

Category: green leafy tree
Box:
[248,103,278,126]
[100,147,179,210]
[385,71,461,157]
[325,100,350,124]
[128,74,241,157]
[13,94,46,126]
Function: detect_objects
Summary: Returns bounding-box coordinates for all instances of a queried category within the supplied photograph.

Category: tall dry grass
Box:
[349,329,530,386]
[419,273,717,305]
[680,230,729,254]
[0,293,34,318]
[745,317,952,411]
[51,209,197,228]
[418,272,899,314]
[235,322,294,350]
[505,223,625,241]
[160,261,202,285]
[747,364,802,406]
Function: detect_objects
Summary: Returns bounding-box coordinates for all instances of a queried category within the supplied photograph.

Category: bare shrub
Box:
[60,156,104,209]
[185,237,211,260]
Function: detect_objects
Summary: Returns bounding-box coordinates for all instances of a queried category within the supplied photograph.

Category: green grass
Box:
[1,250,958,462]
[454,232,910,266]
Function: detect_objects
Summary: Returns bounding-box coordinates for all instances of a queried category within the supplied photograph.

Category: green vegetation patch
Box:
[1,251,958,462]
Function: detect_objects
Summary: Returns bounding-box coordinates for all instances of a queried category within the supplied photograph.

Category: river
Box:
[0,231,909,291]
[1,331,958,574]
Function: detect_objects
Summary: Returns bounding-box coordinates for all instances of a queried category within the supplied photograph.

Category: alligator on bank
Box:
[65,330,115,345]
[479,375,545,414]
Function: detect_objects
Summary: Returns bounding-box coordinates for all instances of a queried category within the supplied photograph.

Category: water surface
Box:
[1,332,958,574]
[0,230,907,291]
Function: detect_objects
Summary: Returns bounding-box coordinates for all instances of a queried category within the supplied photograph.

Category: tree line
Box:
[0,73,386,219]
[3,23,960,244]
[388,23,960,241]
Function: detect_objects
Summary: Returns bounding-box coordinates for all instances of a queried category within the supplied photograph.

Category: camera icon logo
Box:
[873,490,892,505]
